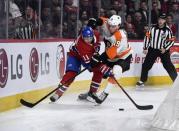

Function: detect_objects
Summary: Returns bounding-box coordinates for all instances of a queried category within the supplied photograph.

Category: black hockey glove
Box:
[90,53,101,68]
[96,18,103,26]
[87,18,103,29]
[103,37,112,48]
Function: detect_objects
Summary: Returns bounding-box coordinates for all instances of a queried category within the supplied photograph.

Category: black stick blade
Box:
[136,105,153,110]
[20,99,35,108]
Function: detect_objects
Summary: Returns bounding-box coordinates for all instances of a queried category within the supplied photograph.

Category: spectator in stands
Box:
[111,0,122,14]
[8,16,16,39]
[100,8,106,17]
[138,1,148,23]
[152,0,161,9]
[52,6,61,27]
[62,22,69,38]
[67,11,82,38]
[51,0,61,8]
[151,2,161,24]
[0,0,179,40]
[79,0,92,18]
[51,10,62,38]
[160,0,174,13]
[0,15,6,39]
[0,0,5,17]
[80,11,89,26]
[170,2,179,23]
[125,0,136,15]
[92,0,101,18]
[124,14,135,28]
[166,14,177,36]
[41,7,52,25]
[9,0,22,19]
[125,23,138,39]
[25,6,34,23]
[0,1,5,38]
[64,0,73,6]
[14,0,39,16]
[101,0,112,10]
[133,11,146,39]
[41,22,54,39]
[143,24,149,36]
[53,24,61,38]
[169,2,179,39]
[24,5,39,29]
[14,17,36,39]
[132,0,140,10]
[111,0,126,23]
[106,9,117,18]
[63,0,74,21]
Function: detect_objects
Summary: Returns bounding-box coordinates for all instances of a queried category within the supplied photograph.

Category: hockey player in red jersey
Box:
[50,26,112,102]
[78,15,132,104]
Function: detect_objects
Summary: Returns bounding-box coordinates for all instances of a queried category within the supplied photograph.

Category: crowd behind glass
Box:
[0,0,178,40]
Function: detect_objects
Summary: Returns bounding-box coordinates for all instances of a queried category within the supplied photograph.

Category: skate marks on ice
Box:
[43,101,102,111]
[0,108,155,131]
[31,94,109,111]
[148,127,175,131]
[135,85,172,92]
[0,88,170,131]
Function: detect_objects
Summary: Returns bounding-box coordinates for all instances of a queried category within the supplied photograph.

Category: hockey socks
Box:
[50,85,68,102]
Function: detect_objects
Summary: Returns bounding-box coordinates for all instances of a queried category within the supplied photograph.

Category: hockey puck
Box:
[118,108,124,111]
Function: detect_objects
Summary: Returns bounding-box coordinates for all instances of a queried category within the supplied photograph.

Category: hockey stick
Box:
[20,68,87,108]
[112,76,153,110]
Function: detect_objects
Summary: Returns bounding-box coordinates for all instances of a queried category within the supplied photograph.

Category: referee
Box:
[136,13,178,87]
[14,17,36,39]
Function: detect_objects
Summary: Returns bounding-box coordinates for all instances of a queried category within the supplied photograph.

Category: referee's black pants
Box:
[140,47,178,82]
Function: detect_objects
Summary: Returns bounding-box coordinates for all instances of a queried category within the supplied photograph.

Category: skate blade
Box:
[135,86,145,91]
[77,97,100,106]
[48,101,57,104]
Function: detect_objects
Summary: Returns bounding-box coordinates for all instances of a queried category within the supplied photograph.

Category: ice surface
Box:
[0,86,172,131]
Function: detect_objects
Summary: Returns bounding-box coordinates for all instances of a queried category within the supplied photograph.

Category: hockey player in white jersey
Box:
[96,15,132,104]
[78,15,132,104]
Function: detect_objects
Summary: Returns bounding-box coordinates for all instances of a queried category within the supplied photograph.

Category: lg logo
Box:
[29,48,50,82]
[0,49,8,88]
[0,47,50,87]
[29,48,39,82]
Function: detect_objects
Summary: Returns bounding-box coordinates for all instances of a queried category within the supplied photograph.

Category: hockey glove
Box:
[100,64,113,78]
[87,18,98,29]
[103,37,112,48]
[87,18,103,29]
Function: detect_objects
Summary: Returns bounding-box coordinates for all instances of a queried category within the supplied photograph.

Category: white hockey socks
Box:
[103,65,123,94]
[104,82,114,94]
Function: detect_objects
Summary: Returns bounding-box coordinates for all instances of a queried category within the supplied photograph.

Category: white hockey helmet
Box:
[108,15,122,26]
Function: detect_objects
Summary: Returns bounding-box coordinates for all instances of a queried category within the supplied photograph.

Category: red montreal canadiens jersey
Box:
[69,30,100,64]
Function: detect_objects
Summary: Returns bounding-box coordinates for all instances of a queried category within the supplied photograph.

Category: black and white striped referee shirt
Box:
[14,23,35,39]
[144,24,175,50]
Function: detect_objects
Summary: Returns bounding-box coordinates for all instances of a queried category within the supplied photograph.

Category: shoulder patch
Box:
[114,31,122,41]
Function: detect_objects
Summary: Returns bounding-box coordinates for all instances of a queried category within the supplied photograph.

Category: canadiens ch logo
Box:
[29,48,39,82]
[171,51,179,72]
[0,49,8,88]
[56,44,65,79]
